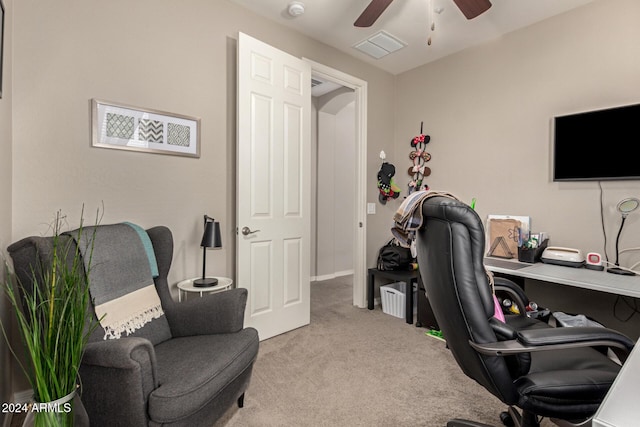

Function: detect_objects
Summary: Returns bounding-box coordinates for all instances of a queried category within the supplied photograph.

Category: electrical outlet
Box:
[367,203,376,214]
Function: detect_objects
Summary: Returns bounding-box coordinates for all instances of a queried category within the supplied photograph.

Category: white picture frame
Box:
[91,99,200,158]
[0,0,5,99]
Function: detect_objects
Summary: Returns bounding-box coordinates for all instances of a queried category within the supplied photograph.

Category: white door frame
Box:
[304,59,368,308]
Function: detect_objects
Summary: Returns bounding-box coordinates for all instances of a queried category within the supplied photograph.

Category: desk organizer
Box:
[518,239,549,263]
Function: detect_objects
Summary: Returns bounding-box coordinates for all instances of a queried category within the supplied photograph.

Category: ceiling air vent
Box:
[311,78,324,88]
[353,30,406,59]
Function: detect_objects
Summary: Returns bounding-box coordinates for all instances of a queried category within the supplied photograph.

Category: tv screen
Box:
[553,103,640,181]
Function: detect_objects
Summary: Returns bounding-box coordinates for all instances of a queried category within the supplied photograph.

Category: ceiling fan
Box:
[354,0,492,27]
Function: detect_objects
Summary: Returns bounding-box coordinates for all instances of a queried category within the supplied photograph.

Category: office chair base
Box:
[500,406,540,427]
[447,420,494,427]
[500,411,515,426]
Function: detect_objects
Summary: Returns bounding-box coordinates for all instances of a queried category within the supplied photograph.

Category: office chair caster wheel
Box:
[500,411,514,427]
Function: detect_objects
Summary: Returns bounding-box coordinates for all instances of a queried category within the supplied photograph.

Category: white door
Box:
[237,33,311,341]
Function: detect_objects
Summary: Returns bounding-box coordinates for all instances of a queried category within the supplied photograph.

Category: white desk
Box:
[593,343,640,427]
[484,258,640,299]
[487,257,639,426]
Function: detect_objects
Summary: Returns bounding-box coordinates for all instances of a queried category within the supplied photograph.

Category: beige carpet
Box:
[218,276,554,427]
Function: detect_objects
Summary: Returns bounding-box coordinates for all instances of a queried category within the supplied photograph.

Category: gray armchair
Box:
[8,225,259,427]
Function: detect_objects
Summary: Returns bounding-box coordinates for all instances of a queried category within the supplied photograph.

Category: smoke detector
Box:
[287,2,305,17]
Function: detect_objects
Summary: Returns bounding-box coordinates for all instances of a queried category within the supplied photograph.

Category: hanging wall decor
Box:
[377,151,401,204]
[408,121,431,194]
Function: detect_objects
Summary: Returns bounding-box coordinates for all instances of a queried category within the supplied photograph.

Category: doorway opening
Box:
[305,59,368,308]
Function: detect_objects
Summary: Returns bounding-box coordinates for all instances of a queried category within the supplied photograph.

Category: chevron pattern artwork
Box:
[139,119,164,143]
[106,113,135,139]
[167,123,191,147]
[94,99,199,157]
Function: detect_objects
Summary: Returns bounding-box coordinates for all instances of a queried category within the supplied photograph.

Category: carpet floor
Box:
[218,276,554,427]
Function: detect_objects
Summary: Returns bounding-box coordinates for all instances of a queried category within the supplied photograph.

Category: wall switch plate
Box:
[367,203,376,214]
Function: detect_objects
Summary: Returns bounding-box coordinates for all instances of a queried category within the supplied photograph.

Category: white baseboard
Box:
[335,269,354,278]
[312,269,354,283]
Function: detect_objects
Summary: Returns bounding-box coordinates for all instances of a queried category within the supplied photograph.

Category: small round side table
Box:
[176,277,233,302]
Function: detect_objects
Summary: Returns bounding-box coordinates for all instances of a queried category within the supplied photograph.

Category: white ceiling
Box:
[228,0,595,75]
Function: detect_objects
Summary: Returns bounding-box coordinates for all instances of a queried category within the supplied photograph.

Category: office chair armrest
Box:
[516,327,634,350]
[470,326,634,358]
[489,316,518,339]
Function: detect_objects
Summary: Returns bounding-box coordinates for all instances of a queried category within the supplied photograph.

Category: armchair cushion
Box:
[150,328,259,423]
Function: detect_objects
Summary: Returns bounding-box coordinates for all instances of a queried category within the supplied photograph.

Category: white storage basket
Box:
[380,281,417,319]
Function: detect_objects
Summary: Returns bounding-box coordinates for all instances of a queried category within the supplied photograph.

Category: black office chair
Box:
[415,196,634,427]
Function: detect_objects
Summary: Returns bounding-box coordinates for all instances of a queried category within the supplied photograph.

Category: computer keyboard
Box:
[484,258,530,270]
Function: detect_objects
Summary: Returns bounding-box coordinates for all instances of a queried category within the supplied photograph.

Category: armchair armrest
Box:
[80,338,157,426]
[83,338,156,371]
[470,326,634,359]
[165,287,248,337]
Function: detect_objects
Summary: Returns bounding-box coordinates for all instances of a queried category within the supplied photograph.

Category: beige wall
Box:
[0,0,12,417]
[11,0,395,289]
[315,91,356,278]
[395,0,640,265]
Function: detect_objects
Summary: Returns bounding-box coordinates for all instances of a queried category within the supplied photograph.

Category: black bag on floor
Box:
[377,239,412,271]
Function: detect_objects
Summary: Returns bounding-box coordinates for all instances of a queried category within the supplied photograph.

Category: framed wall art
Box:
[91,99,200,158]
[1,0,5,99]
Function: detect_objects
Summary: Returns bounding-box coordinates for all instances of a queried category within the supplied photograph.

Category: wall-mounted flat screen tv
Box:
[553,103,640,181]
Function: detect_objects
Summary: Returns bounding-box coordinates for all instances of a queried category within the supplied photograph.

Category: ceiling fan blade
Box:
[354,0,394,27]
[452,0,492,20]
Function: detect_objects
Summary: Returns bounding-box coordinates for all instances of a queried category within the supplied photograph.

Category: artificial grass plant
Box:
[2,210,100,426]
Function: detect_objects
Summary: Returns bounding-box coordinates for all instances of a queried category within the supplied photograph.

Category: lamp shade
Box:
[201,220,222,249]
[194,216,223,287]
[617,197,640,218]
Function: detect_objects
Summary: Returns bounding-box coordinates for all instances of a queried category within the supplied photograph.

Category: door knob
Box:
[241,226,260,236]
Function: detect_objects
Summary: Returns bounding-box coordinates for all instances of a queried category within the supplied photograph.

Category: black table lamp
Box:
[607,197,640,276]
[194,215,222,287]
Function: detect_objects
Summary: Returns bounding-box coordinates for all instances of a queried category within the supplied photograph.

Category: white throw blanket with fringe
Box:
[68,223,165,340]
